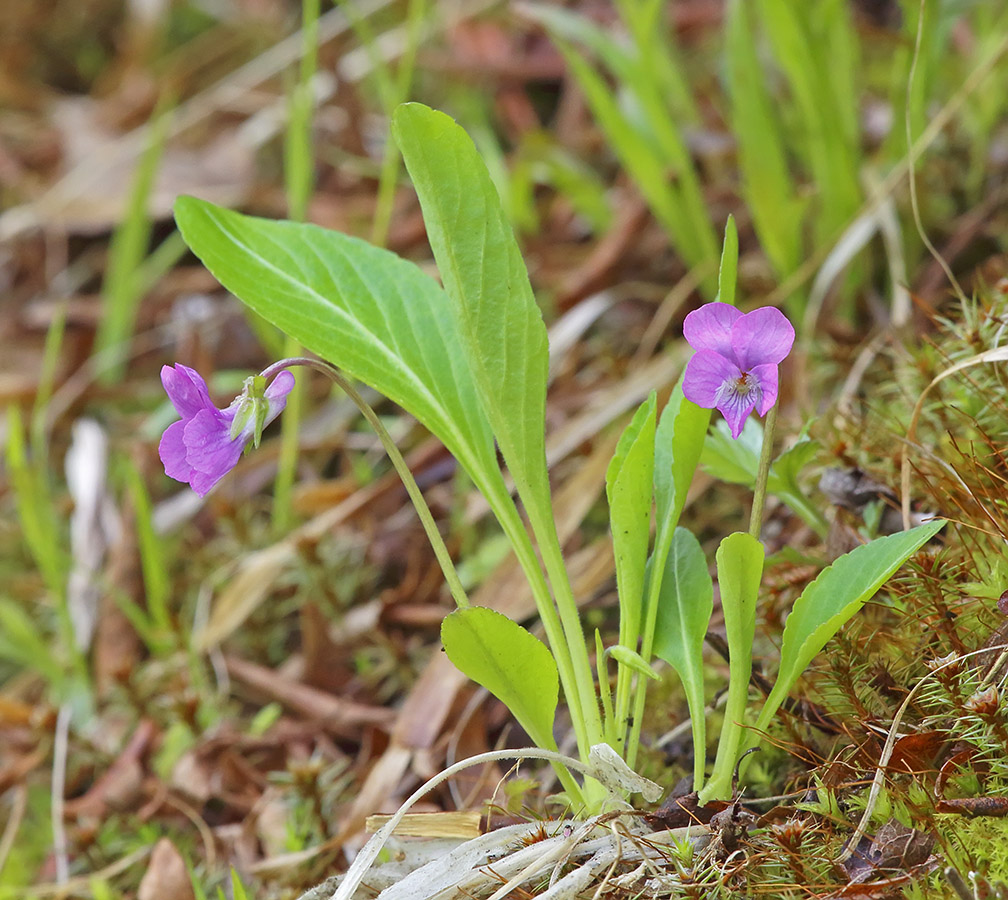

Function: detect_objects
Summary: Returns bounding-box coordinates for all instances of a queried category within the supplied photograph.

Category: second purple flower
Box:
[681,302,795,439]
[159,364,294,496]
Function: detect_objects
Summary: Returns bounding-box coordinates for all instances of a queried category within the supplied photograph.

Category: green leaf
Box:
[700,531,765,802]
[701,419,827,537]
[606,393,657,646]
[391,103,551,526]
[652,527,713,789]
[441,607,559,751]
[654,381,711,537]
[771,438,819,490]
[701,417,762,485]
[392,103,605,755]
[607,644,660,681]
[173,196,504,510]
[754,520,945,737]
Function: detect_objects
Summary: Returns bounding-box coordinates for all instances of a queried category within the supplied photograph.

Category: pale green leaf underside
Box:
[653,527,714,682]
[652,528,713,773]
[441,607,559,750]
[173,196,502,498]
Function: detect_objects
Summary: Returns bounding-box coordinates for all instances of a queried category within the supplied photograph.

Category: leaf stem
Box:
[749,404,778,540]
[262,358,470,610]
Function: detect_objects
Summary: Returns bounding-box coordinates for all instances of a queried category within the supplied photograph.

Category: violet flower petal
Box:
[715,380,760,440]
[161,364,213,419]
[730,307,795,370]
[183,407,243,477]
[683,302,741,358]
[751,363,779,416]
[682,350,742,409]
[264,371,295,411]
[159,419,195,483]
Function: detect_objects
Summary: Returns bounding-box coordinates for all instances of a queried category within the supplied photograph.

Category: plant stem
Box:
[261,359,470,611]
[749,404,778,540]
[534,516,607,753]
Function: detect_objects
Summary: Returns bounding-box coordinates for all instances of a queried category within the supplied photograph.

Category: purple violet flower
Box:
[159,364,295,496]
[681,302,795,439]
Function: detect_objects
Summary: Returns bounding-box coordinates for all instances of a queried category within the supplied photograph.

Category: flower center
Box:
[734,371,756,395]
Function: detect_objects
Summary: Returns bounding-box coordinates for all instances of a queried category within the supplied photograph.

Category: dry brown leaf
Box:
[137,838,196,900]
[224,655,395,732]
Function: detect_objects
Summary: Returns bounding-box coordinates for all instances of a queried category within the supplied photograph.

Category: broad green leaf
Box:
[173,197,504,509]
[700,531,764,802]
[391,105,604,757]
[441,607,559,751]
[391,103,552,526]
[606,393,657,646]
[754,520,945,738]
[607,644,660,681]
[652,527,713,789]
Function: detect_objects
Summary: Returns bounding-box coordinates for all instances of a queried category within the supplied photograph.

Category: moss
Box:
[938,815,1008,883]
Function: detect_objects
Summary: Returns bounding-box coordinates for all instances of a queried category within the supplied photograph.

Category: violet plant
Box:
[163,102,943,809]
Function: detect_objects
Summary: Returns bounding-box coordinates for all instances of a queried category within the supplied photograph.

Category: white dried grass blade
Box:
[547,292,616,377]
[803,211,878,337]
[65,418,117,651]
[375,823,550,900]
[331,748,606,900]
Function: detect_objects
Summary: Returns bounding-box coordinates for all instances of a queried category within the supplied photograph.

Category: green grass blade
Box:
[756,0,861,244]
[724,0,803,282]
[6,406,67,602]
[552,40,718,296]
[95,108,169,383]
[123,463,173,643]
